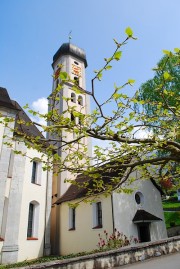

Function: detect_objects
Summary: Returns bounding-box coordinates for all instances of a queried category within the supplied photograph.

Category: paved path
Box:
[115,252,180,269]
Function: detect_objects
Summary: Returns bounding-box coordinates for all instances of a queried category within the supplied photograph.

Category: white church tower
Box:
[49,42,91,197]
[49,42,91,254]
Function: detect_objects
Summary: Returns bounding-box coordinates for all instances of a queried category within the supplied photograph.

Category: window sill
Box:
[68,228,75,231]
[31,183,41,186]
[93,225,103,229]
[27,237,38,240]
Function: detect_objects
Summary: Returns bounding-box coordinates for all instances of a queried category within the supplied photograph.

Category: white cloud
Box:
[31,97,48,114]
[133,127,153,139]
[30,97,48,128]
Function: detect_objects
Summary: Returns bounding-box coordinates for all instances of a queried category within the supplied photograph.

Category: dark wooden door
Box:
[138,223,151,242]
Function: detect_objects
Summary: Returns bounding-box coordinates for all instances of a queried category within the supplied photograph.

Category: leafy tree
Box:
[136,51,180,187]
[136,53,180,144]
[1,28,180,196]
[137,53,180,120]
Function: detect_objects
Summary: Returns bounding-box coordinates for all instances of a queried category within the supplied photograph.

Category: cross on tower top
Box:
[68,31,72,43]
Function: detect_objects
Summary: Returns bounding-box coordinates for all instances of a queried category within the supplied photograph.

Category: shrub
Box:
[97,229,139,250]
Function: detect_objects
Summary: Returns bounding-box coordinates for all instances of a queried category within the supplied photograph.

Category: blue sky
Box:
[0,0,180,113]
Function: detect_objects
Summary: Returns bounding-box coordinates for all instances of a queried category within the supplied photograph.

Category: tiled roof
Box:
[56,174,89,204]
[0,87,19,110]
[12,101,45,139]
[0,87,45,140]
[56,172,164,205]
[55,164,127,205]
[132,209,162,223]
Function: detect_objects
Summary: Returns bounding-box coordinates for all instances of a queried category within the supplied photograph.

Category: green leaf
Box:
[73,111,81,117]
[128,79,135,85]
[163,71,171,80]
[23,104,29,109]
[163,50,171,56]
[60,72,68,80]
[105,65,112,70]
[125,27,133,37]
[97,72,102,81]
[113,93,122,100]
[114,51,122,61]
[174,48,180,53]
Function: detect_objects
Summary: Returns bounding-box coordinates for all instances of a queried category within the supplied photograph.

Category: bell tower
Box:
[49,43,91,197]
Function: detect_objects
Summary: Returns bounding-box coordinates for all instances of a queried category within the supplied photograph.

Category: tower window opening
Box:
[74,61,79,65]
[71,113,75,122]
[74,76,79,86]
[56,94,60,105]
[71,92,76,103]
[78,95,83,106]
[56,79,59,89]
[78,117,82,125]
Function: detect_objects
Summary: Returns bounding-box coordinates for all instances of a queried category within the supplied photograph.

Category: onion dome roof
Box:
[53,43,87,67]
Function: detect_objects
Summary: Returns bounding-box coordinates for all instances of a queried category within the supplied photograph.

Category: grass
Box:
[0,249,108,269]
[162,200,180,209]
[164,211,180,229]
[0,254,84,269]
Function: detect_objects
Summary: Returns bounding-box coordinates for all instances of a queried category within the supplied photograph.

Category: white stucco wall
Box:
[112,178,167,241]
[59,195,113,255]
[0,242,3,255]
[0,122,5,153]
[17,147,49,262]
[58,176,167,256]
[0,128,52,264]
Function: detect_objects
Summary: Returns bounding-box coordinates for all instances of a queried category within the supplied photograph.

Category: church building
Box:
[0,42,167,264]
[49,43,167,255]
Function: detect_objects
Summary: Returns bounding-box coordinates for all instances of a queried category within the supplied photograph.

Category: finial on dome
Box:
[68,31,72,43]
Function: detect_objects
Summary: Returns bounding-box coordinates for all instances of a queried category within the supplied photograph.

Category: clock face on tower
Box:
[71,64,81,77]
[54,67,61,80]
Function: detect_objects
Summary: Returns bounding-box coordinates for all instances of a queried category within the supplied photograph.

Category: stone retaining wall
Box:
[16,236,180,269]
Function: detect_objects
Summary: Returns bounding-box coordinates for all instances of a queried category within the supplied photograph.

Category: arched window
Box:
[92,202,103,228]
[77,117,82,125]
[71,113,75,122]
[74,76,79,86]
[71,92,76,103]
[27,201,39,239]
[31,158,42,185]
[69,207,76,230]
[56,79,59,89]
[78,95,83,106]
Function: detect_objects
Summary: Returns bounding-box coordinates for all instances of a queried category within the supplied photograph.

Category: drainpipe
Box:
[111,193,115,232]
[43,159,51,256]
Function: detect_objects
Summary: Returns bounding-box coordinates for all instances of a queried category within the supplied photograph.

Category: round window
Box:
[135,192,144,205]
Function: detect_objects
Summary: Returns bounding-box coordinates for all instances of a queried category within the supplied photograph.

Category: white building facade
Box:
[0,88,52,264]
[56,174,167,255]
